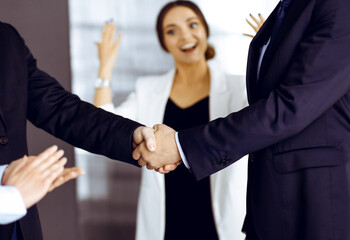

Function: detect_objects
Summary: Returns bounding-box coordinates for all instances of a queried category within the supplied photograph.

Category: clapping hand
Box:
[2,146,84,209]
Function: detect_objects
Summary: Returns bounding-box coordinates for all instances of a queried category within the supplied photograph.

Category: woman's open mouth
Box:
[180,42,197,53]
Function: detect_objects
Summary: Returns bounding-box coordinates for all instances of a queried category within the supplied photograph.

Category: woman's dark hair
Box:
[156,0,215,60]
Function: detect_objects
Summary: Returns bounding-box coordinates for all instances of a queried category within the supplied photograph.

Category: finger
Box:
[146,164,155,170]
[42,157,67,179]
[31,145,59,168]
[49,167,84,192]
[246,19,258,32]
[138,159,147,167]
[250,14,260,27]
[142,128,156,152]
[48,176,64,192]
[108,23,116,43]
[163,164,178,172]
[133,127,144,145]
[116,31,122,46]
[243,33,255,38]
[258,13,265,23]
[133,127,156,151]
[132,147,142,160]
[11,155,29,174]
[36,149,65,172]
[153,124,160,132]
[101,24,109,42]
[113,31,122,52]
[156,167,169,174]
[34,145,58,164]
[45,160,66,186]
[102,22,114,43]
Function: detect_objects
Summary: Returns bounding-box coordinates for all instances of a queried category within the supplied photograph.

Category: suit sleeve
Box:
[15,32,142,165]
[178,0,350,180]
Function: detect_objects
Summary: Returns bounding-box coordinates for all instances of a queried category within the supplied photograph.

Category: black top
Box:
[163,97,218,240]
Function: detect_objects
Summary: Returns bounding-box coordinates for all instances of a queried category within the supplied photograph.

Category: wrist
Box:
[98,66,112,80]
[1,167,8,185]
[95,77,111,89]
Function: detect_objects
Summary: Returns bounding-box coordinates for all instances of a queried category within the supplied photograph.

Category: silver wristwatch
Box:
[94,78,111,89]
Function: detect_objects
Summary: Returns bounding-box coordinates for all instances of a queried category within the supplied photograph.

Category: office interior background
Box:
[1,0,277,239]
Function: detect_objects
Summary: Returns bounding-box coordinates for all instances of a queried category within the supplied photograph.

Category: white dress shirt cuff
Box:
[0,165,27,225]
[175,132,190,169]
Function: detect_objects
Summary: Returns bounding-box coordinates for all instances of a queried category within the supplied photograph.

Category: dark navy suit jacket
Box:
[178,0,350,239]
[0,23,141,239]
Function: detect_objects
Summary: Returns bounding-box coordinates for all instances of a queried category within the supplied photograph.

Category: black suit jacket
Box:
[178,0,350,239]
[0,23,141,239]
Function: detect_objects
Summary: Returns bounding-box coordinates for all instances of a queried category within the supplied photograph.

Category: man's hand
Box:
[132,124,181,172]
[2,146,83,209]
[133,126,157,151]
[48,167,84,192]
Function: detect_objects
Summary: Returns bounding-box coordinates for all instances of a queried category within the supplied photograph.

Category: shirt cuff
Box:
[175,132,190,169]
[0,186,27,224]
[0,165,27,224]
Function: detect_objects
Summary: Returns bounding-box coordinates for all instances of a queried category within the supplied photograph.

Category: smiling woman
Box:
[69,0,277,239]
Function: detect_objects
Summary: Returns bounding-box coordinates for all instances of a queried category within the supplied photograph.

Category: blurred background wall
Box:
[0,0,278,240]
[0,0,77,240]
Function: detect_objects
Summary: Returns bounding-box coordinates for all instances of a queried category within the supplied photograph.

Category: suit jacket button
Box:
[250,154,254,162]
[223,155,231,162]
[218,155,231,165]
[0,136,8,145]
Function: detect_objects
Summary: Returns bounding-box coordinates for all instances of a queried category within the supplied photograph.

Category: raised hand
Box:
[2,146,83,209]
[96,22,122,81]
[243,13,265,38]
[132,124,181,172]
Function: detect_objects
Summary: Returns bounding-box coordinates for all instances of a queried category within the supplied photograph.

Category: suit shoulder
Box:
[0,22,25,46]
[0,22,21,37]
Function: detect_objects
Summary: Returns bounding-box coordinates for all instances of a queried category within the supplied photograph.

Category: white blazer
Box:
[101,64,248,240]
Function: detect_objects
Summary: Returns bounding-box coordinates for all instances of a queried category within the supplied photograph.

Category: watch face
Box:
[95,78,110,88]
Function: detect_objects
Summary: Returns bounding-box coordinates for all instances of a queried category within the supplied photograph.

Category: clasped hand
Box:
[132,125,182,174]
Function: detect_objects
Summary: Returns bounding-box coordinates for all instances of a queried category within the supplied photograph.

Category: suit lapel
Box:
[259,0,310,80]
[246,5,279,103]
[0,29,7,130]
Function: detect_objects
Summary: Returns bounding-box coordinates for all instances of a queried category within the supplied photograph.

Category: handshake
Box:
[133,124,183,174]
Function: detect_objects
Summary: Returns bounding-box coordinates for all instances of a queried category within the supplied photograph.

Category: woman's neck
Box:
[174,59,209,85]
